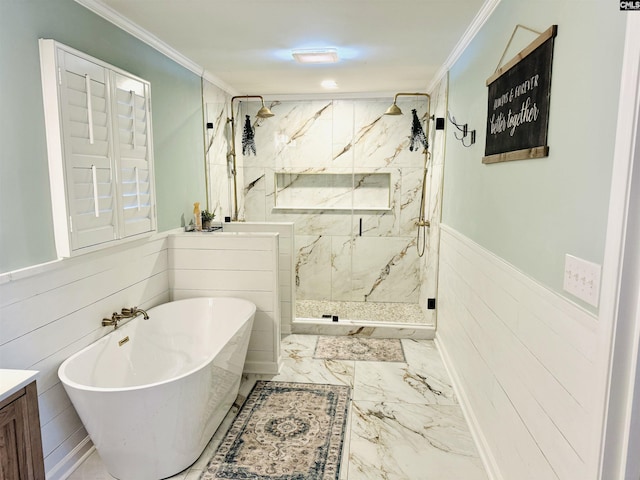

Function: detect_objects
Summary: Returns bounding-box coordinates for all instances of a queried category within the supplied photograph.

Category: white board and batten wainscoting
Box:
[436,224,605,480]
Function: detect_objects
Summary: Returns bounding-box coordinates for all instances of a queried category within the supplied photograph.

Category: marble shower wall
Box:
[203,81,233,220]
[234,97,435,306]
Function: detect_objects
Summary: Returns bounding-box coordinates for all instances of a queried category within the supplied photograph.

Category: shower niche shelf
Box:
[273,172,391,211]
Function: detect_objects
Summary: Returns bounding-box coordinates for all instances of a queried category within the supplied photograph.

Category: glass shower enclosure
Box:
[220,95,443,328]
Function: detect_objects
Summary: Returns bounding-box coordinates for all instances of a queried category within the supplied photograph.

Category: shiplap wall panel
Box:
[41,406,83,458]
[445,232,594,455]
[168,232,281,374]
[0,237,167,308]
[0,265,168,369]
[0,235,171,479]
[169,248,273,271]
[438,260,560,480]
[169,234,273,251]
[223,222,294,334]
[171,270,274,291]
[38,383,70,426]
[437,226,601,480]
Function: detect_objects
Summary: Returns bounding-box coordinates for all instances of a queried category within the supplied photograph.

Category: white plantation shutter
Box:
[112,73,156,237]
[40,40,157,258]
[57,50,117,250]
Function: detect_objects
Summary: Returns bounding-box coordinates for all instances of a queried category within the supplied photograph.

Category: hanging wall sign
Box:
[483,25,557,164]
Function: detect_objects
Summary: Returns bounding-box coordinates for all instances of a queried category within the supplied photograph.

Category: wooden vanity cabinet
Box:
[0,381,45,480]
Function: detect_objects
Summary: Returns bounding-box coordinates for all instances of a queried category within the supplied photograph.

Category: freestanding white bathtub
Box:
[58,297,256,480]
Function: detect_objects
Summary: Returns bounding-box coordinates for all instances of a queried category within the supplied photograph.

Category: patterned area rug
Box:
[201,381,350,480]
[314,336,406,362]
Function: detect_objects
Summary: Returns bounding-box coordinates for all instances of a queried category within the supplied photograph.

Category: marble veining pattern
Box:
[200,86,447,324]
[232,98,431,305]
[68,335,487,480]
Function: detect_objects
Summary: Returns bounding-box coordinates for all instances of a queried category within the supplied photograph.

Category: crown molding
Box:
[74,0,201,74]
[202,71,238,96]
[73,0,237,94]
[427,0,501,94]
[73,0,499,100]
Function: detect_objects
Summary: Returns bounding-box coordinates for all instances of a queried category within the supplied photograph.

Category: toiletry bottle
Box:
[194,202,202,231]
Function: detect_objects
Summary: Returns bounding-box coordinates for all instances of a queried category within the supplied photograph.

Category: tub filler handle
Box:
[102,306,150,329]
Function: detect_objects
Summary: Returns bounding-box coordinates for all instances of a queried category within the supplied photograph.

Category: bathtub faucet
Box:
[121,306,149,320]
[102,306,149,329]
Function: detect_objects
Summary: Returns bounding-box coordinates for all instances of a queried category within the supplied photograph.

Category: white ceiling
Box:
[97,0,487,96]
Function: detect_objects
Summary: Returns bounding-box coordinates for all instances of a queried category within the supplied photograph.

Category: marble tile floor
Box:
[68,334,487,480]
[296,300,429,325]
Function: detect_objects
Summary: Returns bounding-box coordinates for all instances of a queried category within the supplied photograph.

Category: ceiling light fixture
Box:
[321,79,338,89]
[292,48,339,64]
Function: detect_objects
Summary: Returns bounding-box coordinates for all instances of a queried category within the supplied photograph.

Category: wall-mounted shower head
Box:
[256,101,275,118]
[230,95,275,119]
[384,92,430,116]
[384,103,403,115]
[256,106,274,118]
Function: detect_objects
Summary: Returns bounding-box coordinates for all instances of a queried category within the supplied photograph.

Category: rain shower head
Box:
[384,103,403,115]
[384,92,431,116]
[230,95,275,119]
[256,101,275,118]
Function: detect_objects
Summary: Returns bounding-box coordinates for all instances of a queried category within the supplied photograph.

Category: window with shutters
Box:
[39,39,157,258]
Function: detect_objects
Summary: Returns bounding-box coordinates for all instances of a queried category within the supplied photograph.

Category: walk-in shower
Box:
[205,91,448,336]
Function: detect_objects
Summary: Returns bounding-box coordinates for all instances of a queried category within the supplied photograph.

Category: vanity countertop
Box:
[0,369,39,403]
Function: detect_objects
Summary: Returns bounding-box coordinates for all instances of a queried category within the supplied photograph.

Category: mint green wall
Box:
[0,0,205,273]
[442,0,626,308]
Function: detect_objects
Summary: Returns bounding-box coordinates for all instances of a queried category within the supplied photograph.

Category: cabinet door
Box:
[57,50,117,250]
[0,394,34,480]
[112,72,156,238]
[0,384,45,480]
[0,400,21,479]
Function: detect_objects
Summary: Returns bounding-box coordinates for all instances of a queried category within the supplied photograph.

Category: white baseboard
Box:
[47,436,94,480]
[243,360,281,375]
[436,336,502,480]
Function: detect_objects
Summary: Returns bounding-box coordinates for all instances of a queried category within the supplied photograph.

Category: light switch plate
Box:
[563,254,602,307]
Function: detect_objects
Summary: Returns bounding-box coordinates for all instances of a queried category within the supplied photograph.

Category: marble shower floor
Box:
[297,300,427,324]
[67,335,488,480]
